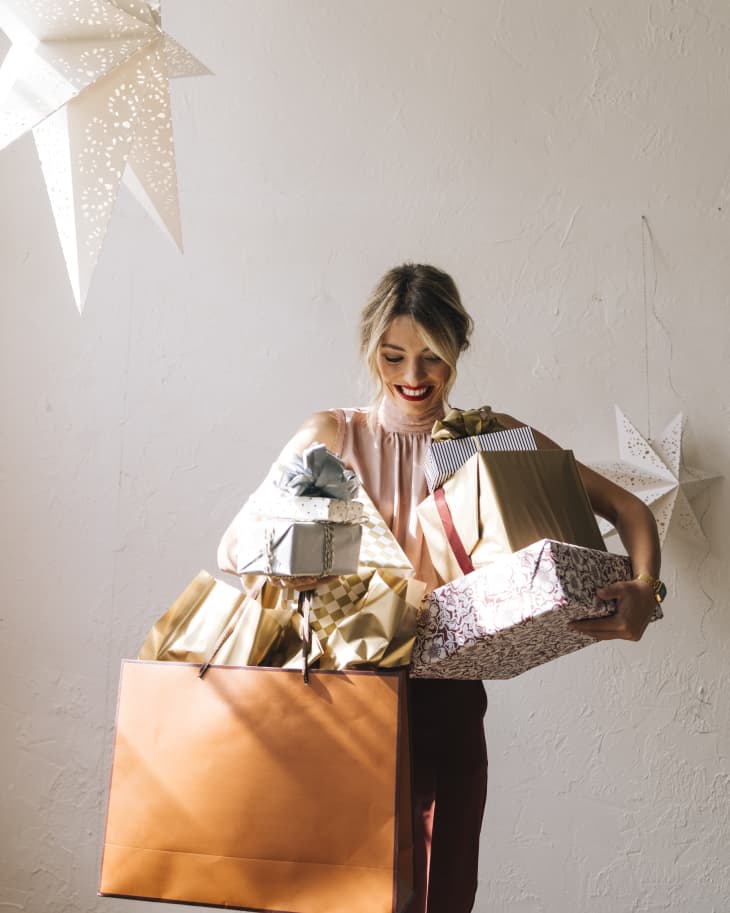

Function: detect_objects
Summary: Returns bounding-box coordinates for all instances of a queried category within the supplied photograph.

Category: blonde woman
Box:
[275,263,662,913]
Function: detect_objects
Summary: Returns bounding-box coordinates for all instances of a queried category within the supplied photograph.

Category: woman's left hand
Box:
[568,579,657,642]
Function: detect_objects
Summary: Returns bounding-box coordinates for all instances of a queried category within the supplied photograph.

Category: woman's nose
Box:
[403,360,427,385]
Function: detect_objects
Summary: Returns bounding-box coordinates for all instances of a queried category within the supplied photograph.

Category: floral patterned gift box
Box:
[410,539,662,680]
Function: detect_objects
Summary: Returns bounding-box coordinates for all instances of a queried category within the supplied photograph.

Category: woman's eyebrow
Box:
[381,343,434,353]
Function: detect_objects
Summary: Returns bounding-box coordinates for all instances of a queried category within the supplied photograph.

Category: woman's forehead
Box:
[381,315,432,351]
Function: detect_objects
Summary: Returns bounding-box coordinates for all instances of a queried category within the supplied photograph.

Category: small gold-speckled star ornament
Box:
[0,0,210,311]
[590,407,721,546]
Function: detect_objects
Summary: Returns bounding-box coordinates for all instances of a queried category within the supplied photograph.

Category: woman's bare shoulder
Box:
[279,410,341,459]
[301,410,341,445]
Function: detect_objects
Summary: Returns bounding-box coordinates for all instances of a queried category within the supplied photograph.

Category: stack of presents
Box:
[98,409,661,913]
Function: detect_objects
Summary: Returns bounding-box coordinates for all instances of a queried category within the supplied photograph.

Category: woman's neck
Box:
[376,395,447,434]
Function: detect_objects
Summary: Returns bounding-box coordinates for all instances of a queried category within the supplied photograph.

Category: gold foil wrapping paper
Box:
[318,571,426,670]
[138,571,324,669]
[417,449,606,583]
[138,569,424,672]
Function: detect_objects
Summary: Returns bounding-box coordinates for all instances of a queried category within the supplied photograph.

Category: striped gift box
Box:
[424,425,537,492]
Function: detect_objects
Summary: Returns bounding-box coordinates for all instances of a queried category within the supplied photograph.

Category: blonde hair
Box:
[359,263,473,403]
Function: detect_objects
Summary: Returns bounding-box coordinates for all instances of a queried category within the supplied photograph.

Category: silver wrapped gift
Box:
[235,519,362,576]
[221,443,363,577]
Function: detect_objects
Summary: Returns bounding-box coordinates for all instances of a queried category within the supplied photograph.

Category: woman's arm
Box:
[494,412,661,642]
[277,410,340,462]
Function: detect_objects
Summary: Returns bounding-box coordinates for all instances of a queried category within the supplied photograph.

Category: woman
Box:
[274,263,662,913]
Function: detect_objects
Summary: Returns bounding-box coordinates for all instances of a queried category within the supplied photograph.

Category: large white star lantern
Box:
[0,0,209,311]
[591,407,720,546]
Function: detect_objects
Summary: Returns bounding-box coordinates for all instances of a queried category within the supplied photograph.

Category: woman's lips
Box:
[396,385,432,402]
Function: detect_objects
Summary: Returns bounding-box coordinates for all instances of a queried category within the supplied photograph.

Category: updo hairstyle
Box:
[359,263,473,403]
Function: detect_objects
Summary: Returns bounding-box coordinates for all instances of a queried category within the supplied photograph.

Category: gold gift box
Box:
[417,449,605,584]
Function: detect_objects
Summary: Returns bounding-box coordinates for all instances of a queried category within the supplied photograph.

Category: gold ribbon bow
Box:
[431,405,502,441]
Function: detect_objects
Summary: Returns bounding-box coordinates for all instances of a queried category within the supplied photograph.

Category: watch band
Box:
[634,573,667,603]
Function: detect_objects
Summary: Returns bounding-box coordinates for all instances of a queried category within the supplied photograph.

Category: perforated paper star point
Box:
[590,407,720,545]
[0,0,209,311]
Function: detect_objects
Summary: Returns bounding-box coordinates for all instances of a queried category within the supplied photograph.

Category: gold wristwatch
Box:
[634,573,667,603]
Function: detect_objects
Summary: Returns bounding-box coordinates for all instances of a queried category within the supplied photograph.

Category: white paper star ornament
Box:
[590,407,720,545]
[0,0,210,311]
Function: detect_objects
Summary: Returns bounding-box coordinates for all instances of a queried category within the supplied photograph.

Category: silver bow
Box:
[275,442,359,500]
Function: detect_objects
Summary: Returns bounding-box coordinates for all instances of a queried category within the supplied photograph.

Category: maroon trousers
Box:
[405,679,488,913]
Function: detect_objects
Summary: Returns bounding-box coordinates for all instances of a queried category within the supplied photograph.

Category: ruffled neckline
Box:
[376,396,447,435]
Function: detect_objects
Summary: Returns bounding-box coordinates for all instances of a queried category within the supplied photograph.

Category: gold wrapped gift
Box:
[417,449,606,584]
[317,570,426,670]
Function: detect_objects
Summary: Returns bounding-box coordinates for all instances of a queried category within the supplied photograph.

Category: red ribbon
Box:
[433,487,475,576]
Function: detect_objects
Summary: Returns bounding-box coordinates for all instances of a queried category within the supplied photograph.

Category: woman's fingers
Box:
[568,616,636,641]
[568,579,656,642]
[595,582,624,601]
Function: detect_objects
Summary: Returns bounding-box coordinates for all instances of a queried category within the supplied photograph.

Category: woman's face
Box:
[377,315,451,416]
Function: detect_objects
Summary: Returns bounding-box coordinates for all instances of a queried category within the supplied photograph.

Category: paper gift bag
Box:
[411,539,663,680]
[99,661,413,913]
[417,449,606,583]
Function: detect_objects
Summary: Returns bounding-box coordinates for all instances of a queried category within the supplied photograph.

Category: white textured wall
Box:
[1,2,728,911]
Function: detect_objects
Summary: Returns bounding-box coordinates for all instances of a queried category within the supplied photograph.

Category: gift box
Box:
[417,449,606,583]
[425,425,537,491]
[219,443,364,577]
[356,486,414,573]
[247,490,364,523]
[219,486,410,580]
[234,519,362,576]
[410,539,663,680]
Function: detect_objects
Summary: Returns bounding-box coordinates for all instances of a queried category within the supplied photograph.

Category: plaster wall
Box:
[0,2,728,911]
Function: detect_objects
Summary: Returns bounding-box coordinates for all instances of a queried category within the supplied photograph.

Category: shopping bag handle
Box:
[298,589,314,685]
[198,579,265,679]
[198,581,314,684]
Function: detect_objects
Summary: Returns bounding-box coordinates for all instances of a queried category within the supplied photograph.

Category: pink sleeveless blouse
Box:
[331,397,445,592]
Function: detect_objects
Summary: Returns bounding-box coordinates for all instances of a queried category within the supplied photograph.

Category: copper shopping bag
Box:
[99,660,413,913]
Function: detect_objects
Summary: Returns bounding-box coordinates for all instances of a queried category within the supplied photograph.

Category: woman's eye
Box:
[424,355,442,363]
[383,355,403,364]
